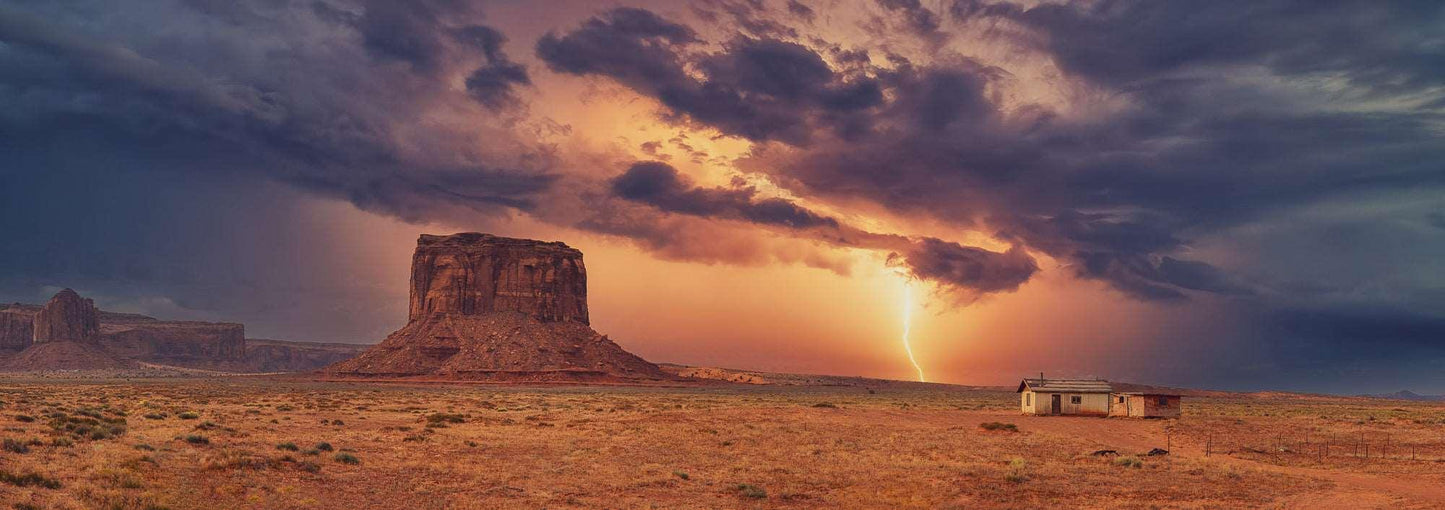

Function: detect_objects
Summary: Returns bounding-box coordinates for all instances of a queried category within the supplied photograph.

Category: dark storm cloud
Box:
[539,10,884,144]
[542,5,1443,305]
[612,161,838,229]
[876,0,941,38]
[951,0,1445,93]
[0,0,549,222]
[0,0,550,339]
[606,161,1036,298]
[786,1,816,21]
[892,239,1036,296]
[456,25,532,109]
[1261,305,1445,367]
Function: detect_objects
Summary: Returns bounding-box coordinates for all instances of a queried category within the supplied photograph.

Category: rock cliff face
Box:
[32,289,99,344]
[0,290,357,372]
[240,339,370,372]
[99,317,246,363]
[327,233,666,382]
[410,233,589,324]
[0,305,37,351]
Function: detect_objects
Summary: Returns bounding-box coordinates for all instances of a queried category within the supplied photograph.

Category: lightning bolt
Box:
[901,281,926,383]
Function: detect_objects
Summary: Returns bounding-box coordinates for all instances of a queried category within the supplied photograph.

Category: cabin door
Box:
[1050,394,1061,415]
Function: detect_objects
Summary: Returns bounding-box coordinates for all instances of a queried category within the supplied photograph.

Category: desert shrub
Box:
[102,470,144,489]
[143,413,167,420]
[735,484,767,499]
[3,438,29,454]
[812,402,837,408]
[13,415,34,423]
[1006,457,1028,483]
[275,405,294,412]
[276,442,299,451]
[334,452,360,465]
[403,434,428,442]
[302,449,320,456]
[1115,456,1143,468]
[177,412,199,420]
[294,460,321,473]
[980,422,1019,432]
[426,413,465,425]
[314,442,334,452]
[673,470,690,480]
[48,413,126,442]
[331,420,344,426]
[133,443,154,451]
[183,435,209,445]
[51,437,74,447]
[0,470,61,489]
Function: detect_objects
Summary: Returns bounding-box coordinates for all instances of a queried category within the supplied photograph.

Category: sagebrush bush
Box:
[736,484,767,499]
[980,422,1019,432]
[0,470,61,489]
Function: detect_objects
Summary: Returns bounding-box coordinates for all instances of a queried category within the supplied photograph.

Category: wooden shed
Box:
[1017,378,1112,416]
[1108,393,1182,418]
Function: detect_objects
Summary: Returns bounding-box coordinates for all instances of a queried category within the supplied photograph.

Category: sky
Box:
[1,0,1442,394]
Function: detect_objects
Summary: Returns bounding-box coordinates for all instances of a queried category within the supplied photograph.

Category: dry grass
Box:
[0,378,1437,508]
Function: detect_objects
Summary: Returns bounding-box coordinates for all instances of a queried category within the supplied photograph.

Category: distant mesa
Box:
[33,289,100,344]
[324,233,668,382]
[0,289,365,373]
[3,289,132,370]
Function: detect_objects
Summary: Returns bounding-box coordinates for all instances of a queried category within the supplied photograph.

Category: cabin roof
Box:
[1017,378,1113,393]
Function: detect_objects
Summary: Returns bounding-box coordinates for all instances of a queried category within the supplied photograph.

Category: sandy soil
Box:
[0,377,1441,509]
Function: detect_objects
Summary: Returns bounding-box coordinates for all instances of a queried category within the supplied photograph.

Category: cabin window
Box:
[1157,396,1169,406]
[1070,396,1081,404]
[1117,396,1125,403]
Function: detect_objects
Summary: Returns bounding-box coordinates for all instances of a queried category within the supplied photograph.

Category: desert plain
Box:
[1,375,1443,509]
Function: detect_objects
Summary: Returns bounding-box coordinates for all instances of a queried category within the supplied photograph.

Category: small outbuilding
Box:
[1018,377,1183,418]
[1108,393,1182,418]
[1017,378,1113,416]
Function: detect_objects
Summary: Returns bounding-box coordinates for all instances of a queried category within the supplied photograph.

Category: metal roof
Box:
[1017,378,1113,393]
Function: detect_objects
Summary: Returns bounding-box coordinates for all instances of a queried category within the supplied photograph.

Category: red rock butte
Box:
[324,233,668,382]
[409,233,589,324]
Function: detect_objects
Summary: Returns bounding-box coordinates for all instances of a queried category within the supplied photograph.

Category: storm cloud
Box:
[607,161,1036,298]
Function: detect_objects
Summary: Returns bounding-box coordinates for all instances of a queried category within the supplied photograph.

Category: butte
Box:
[324,233,668,382]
